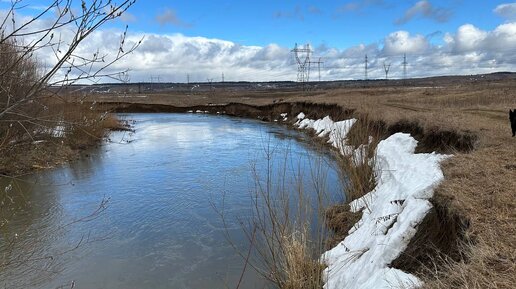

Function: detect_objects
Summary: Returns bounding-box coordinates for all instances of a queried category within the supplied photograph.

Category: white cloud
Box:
[488,22,516,49]
[383,31,429,54]
[156,9,191,27]
[119,11,136,23]
[446,22,516,56]
[494,3,516,21]
[395,0,452,25]
[453,24,488,52]
[336,0,387,13]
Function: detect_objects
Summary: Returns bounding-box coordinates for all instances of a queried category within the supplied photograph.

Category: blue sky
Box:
[118,0,507,48]
[2,1,516,81]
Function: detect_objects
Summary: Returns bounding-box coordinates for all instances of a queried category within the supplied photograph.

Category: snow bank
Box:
[295,113,449,289]
[294,113,368,165]
[296,115,357,153]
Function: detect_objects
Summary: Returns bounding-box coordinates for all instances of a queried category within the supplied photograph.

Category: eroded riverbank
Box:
[94,101,479,288]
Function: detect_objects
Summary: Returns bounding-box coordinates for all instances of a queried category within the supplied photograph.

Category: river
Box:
[0,113,344,289]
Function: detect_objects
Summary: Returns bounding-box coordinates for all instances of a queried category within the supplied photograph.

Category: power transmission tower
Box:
[118,72,130,95]
[383,62,391,80]
[291,43,312,83]
[150,75,161,83]
[309,57,324,83]
[317,58,323,82]
[221,72,224,83]
[187,73,190,84]
[150,75,160,91]
[402,53,408,80]
[365,54,368,80]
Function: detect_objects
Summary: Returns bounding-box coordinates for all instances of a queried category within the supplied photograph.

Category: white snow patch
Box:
[295,115,358,160]
[295,113,450,289]
[52,126,65,137]
[47,123,66,138]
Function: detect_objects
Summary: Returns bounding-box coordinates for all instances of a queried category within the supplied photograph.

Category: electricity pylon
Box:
[383,62,391,80]
[402,53,408,80]
[292,43,312,83]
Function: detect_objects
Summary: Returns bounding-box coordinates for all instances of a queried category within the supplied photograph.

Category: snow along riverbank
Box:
[294,113,449,289]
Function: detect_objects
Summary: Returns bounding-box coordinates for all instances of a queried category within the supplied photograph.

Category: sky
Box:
[2,0,516,82]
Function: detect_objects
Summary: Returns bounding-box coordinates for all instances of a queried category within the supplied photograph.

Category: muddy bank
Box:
[0,117,130,176]
[100,101,477,154]
[392,192,471,274]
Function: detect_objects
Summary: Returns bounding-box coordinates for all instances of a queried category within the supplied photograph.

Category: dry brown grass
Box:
[294,83,516,288]
[419,142,516,288]
[324,204,361,248]
[278,228,326,289]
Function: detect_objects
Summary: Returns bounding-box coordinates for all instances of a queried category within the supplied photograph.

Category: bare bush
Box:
[215,139,339,289]
[0,0,139,149]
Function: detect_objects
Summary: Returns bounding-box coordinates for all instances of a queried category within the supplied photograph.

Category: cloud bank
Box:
[2,8,516,83]
[97,22,516,82]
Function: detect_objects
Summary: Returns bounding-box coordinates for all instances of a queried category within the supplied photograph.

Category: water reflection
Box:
[0,113,344,289]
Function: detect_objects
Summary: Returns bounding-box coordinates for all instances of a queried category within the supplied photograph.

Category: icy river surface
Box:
[0,113,344,289]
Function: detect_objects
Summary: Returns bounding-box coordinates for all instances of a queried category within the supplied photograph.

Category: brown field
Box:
[78,77,515,288]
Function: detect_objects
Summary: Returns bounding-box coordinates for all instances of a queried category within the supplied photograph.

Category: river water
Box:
[0,113,344,289]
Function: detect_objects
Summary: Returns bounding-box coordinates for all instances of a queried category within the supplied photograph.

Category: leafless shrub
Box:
[0,0,140,153]
[215,138,339,289]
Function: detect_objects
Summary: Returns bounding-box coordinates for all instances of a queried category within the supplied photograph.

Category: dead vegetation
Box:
[324,204,361,248]
[0,96,123,175]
